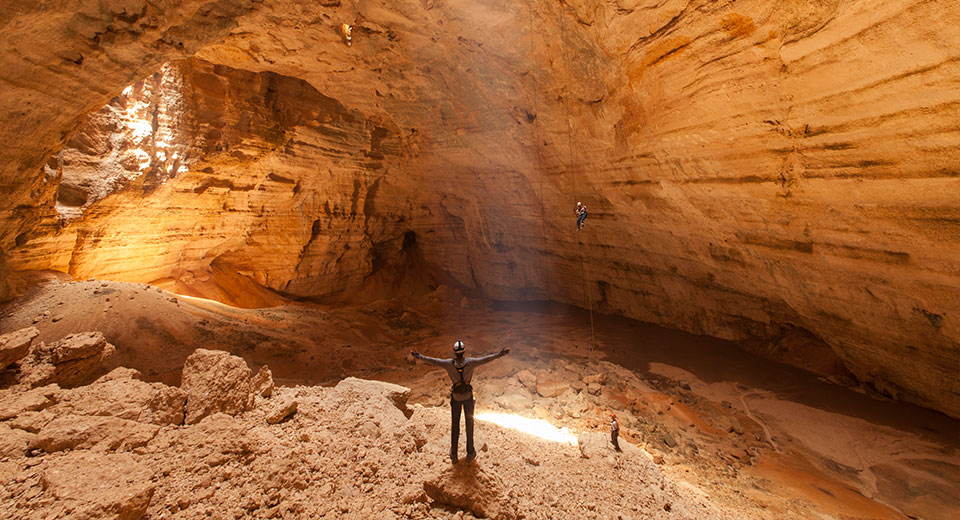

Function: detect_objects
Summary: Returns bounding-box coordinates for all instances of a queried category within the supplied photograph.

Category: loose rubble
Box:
[0,344,747,520]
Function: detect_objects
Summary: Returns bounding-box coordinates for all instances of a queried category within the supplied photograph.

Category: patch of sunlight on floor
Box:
[172,293,240,309]
[475,412,578,446]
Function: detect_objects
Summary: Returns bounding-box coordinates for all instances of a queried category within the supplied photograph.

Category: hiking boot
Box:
[450,451,459,464]
[466,450,476,462]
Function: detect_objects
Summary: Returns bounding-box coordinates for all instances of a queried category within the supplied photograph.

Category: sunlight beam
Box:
[475,412,578,445]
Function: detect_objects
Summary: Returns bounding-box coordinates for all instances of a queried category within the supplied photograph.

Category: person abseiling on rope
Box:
[411,340,510,463]
[610,413,621,451]
[576,201,587,231]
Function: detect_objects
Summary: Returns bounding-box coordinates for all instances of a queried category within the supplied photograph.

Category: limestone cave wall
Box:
[0,0,957,416]
[9,57,408,304]
[531,0,960,417]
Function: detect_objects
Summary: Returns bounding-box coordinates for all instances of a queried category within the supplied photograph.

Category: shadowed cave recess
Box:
[0,1,958,519]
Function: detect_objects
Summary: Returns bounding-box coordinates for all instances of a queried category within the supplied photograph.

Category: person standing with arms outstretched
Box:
[411,340,510,463]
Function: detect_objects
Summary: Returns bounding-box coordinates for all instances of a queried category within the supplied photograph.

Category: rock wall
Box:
[0,0,258,271]
[528,0,960,416]
[0,0,957,416]
[9,57,408,302]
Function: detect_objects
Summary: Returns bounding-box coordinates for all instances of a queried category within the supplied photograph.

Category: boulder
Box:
[41,451,155,520]
[252,365,275,398]
[51,332,109,363]
[494,392,533,412]
[56,369,187,425]
[20,332,115,388]
[0,326,38,371]
[422,463,518,520]
[32,414,159,453]
[181,349,255,424]
[536,380,569,398]
[578,432,615,459]
[265,396,297,424]
[583,373,606,385]
[320,378,412,440]
[95,366,142,382]
[516,369,537,390]
[662,432,678,448]
[0,422,35,458]
[715,415,744,436]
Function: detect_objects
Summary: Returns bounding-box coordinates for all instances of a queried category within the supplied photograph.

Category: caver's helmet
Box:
[577,201,582,207]
[453,340,465,354]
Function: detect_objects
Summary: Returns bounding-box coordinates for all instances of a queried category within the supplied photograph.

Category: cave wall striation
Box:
[0,0,957,416]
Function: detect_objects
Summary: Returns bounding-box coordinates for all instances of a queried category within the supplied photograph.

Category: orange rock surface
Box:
[0,0,957,419]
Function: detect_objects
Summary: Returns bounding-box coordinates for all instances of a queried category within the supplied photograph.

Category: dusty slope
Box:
[0,355,740,520]
[1,278,957,519]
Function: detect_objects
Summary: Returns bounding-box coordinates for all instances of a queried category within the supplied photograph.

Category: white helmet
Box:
[577,201,582,206]
[453,340,465,353]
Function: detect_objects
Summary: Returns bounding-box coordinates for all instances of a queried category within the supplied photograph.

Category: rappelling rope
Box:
[554,0,597,355]
[525,0,552,301]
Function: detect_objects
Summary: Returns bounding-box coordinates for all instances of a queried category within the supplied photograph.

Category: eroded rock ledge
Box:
[0,1,957,418]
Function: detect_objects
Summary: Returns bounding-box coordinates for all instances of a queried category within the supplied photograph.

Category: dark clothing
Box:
[413,348,508,461]
[576,207,587,230]
[414,351,506,401]
[611,418,621,451]
[451,397,476,460]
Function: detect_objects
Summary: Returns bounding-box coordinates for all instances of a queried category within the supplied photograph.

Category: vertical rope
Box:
[525,0,552,301]
[555,0,596,354]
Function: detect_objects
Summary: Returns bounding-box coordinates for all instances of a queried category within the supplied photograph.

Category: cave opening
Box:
[0,1,957,519]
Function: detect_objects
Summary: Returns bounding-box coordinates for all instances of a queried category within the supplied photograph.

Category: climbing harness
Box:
[452,361,473,398]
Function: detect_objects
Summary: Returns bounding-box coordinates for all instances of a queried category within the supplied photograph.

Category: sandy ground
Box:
[1,274,958,519]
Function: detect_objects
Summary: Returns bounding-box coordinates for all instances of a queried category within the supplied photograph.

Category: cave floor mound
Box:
[0,278,958,519]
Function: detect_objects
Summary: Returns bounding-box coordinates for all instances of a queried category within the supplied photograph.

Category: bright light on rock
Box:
[475,412,577,445]
[127,119,153,142]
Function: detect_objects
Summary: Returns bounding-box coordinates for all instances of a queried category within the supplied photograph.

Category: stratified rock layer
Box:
[0,0,957,416]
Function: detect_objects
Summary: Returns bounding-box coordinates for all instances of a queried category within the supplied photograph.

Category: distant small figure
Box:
[340,23,353,46]
[610,413,621,451]
[411,340,510,463]
[575,201,587,231]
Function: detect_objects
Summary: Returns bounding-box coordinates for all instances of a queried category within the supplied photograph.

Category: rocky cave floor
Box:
[0,275,958,520]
